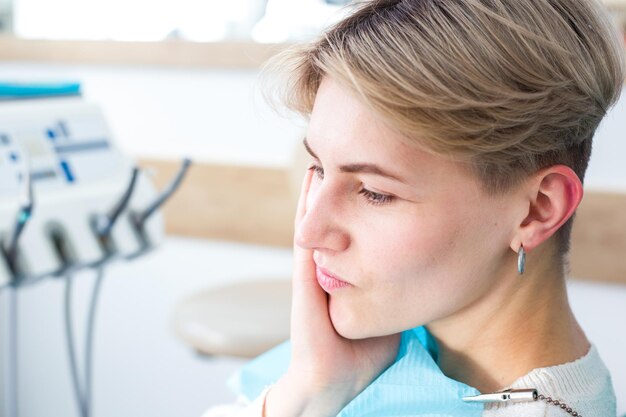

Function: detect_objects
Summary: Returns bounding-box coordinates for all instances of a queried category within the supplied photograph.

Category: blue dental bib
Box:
[228,326,483,416]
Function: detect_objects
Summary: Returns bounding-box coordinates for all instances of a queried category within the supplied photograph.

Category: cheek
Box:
[329,196,508,337]
[338,212,461,321]
[360,208,463,278]
[348,206,491,328]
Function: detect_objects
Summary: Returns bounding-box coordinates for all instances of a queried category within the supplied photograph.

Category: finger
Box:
[290,170,337,349]
[293,167,317,279]
[293,168,317,271]
[294,167,314,229]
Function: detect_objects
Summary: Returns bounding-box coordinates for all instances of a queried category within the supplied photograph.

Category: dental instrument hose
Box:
[65,166,140,417]
[93,168,139,238]
[64,266,106,417]
[132,158,191,229]
[64,272,87,417]
[84,266,105,417]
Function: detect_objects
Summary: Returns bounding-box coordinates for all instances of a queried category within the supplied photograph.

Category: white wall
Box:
[585,88,626,192]
[0,62,307,167]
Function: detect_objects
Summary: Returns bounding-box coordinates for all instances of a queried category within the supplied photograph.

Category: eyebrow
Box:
[303,137,410,184]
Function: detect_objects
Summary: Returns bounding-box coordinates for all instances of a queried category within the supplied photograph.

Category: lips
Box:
[315,265,351,292]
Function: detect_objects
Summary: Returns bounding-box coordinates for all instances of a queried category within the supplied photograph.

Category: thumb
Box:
[291,169,336,350]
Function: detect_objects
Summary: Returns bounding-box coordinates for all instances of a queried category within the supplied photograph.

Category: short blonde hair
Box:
[265,0,626,259]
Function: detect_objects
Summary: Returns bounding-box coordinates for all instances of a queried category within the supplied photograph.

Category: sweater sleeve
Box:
[201,386,271,417]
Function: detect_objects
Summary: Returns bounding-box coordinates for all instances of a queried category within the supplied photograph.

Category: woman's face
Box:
[297,77,518,339]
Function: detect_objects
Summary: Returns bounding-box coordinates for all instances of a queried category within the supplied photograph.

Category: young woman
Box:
[204,0,625,416]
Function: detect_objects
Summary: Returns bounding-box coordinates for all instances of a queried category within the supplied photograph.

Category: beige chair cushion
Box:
[173,279,292,358]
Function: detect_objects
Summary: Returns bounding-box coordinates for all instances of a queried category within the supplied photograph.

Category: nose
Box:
[294,180,350,252]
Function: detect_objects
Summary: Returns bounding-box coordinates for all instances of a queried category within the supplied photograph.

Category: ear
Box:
[510,165,583,252]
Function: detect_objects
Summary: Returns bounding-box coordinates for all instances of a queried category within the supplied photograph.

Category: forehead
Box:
[306,77,468,184]
[309,78,411,159]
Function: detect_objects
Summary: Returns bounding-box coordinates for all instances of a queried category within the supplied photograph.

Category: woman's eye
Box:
[307,164,394,206]
[308,164,324,180]
[359,188,394,206]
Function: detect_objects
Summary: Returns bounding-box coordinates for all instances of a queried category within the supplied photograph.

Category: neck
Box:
[427,255,589,393]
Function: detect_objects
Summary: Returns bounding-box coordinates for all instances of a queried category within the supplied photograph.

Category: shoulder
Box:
[482,344,616,417]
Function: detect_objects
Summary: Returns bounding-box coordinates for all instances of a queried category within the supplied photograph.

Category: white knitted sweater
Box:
[202,344,616,417]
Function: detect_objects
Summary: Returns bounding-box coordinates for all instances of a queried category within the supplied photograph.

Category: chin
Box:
[328,297,375,339]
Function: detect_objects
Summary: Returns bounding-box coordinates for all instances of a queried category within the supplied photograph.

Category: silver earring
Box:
[517,245,526,275]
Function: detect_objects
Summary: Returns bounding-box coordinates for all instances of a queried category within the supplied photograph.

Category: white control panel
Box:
[0,97,165,287]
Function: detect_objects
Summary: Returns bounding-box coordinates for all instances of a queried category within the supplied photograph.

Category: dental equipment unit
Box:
[0,89,191,417]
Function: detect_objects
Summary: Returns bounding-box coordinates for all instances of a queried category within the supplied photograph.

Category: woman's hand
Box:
[264,168,401,417]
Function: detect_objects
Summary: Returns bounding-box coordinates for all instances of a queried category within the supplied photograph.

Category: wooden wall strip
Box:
[138,158,296,247]
[141,159,626,285]
[0,37,288,69]
[569,191,626,284]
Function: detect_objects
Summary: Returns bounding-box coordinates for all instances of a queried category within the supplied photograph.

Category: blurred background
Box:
[0,1,624,416]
